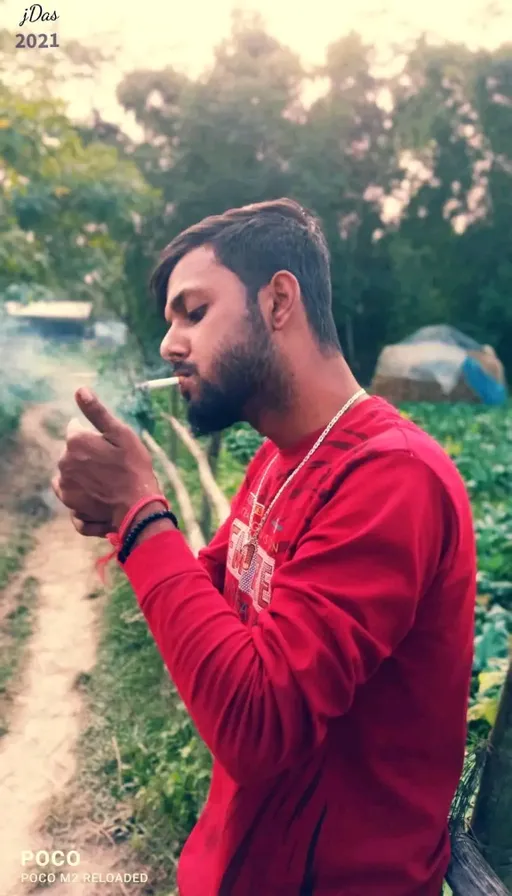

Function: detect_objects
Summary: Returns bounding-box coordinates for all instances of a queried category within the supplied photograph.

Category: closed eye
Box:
[187,305,208,324]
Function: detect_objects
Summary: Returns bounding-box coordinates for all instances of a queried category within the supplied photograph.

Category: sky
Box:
[2,0,511,129]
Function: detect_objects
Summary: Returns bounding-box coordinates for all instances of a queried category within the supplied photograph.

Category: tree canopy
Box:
[1,13,511,380]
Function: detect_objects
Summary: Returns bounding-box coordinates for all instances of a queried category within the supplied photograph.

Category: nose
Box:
[160,326,189,364]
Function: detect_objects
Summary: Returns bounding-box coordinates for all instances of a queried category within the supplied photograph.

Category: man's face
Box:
[160,245,289,436]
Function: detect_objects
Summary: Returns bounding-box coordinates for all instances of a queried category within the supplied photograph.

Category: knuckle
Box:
[66,432,82,449]
[68,432,94,455]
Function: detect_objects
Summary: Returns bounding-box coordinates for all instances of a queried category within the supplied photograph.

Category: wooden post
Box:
[470,658,512,889]
[446,829,510,895]
[141,430,205,555]
[168,385,179,460]
[160,414,230,525]
[200,432,223,540]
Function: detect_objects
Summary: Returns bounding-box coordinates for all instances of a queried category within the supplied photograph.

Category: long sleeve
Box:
[123,452,449,784]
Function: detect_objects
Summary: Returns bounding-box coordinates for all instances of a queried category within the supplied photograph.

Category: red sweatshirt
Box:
[124,396,476,896]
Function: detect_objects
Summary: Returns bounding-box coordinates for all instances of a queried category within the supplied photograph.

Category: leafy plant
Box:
[223,423,264,464]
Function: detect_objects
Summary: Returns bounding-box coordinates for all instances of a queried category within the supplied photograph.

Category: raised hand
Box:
[52,387,160,535]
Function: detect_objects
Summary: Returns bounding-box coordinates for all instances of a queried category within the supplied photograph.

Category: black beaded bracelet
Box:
[118,510,179,564]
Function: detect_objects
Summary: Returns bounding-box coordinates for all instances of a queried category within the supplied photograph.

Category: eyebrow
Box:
[165,288,211,319]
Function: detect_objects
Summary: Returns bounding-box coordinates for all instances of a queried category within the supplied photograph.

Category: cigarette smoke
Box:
[0,307,176,439]
[0,314,54,429]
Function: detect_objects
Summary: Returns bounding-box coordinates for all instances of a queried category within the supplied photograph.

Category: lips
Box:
[172,369,195,398]
[177,375,193,398]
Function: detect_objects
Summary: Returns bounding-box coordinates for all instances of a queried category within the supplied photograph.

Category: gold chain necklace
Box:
[239,388,367,579]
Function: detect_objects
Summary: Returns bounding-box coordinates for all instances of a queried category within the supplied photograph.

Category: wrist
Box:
[131,501,174,528]
[113,491,166,533]
[124,502,177,556]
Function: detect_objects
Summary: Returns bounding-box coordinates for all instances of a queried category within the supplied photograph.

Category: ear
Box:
[264,270,301,332]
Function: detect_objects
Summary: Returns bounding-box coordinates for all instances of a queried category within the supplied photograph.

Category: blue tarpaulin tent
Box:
[372,325,507,406]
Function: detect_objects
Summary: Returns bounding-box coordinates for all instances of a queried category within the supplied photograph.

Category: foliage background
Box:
[0,11,511,379]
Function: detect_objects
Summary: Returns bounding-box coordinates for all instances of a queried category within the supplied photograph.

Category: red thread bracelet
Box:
[118,494,170,542]
[95,493,170,581]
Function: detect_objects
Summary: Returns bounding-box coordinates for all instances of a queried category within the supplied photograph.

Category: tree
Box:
[288,32,396,374]
[0,26,113,98]
[387,38,512,372]
[0,81,161,354]
[115,17,398,375]
[93,19,512,377]
[117,11,302,232]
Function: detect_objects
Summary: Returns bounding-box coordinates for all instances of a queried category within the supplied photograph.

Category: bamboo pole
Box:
[446,829,510,895]
[168,386,179,461]
[160,413,230,525]
[141,429,205,555]
[200,432,223,540]
[470,657,512,889]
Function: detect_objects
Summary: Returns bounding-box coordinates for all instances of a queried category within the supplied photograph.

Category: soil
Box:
[0,361,133,896]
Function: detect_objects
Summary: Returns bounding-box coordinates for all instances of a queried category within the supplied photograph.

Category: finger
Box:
[71,514,111,537]
[59,429,103,464]
[75,388,123,441]
[51,476,83,512]
[72,508,110,524]
[52,475,109,519]
[51,474,63,502]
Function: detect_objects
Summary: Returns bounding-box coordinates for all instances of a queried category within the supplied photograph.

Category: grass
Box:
[0,405,21,444]
[0,575,39,737]
[71,574,212,895]
[0,529,35,591]
[0,394,39,738]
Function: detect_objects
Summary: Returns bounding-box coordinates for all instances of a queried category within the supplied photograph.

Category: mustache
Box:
[172,364,198,377]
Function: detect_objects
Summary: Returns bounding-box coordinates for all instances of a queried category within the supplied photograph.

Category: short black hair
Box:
[150,197,341,352]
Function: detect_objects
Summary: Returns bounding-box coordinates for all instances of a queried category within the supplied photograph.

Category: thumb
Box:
[75,388,122,439]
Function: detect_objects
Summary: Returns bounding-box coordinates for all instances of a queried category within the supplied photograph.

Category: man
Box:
[53,198,476,896]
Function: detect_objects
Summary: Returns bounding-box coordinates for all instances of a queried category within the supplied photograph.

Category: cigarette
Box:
[136,376,180,391]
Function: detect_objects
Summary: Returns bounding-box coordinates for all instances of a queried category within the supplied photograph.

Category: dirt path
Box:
[0,367,104,895]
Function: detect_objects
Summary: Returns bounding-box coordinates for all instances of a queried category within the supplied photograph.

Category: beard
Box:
[185,305,292,437]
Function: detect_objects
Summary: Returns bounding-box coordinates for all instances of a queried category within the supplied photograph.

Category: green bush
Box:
[223,423,264,465]
[0,401,21,442]
[401,402,512,503]
[0,369,52,443]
